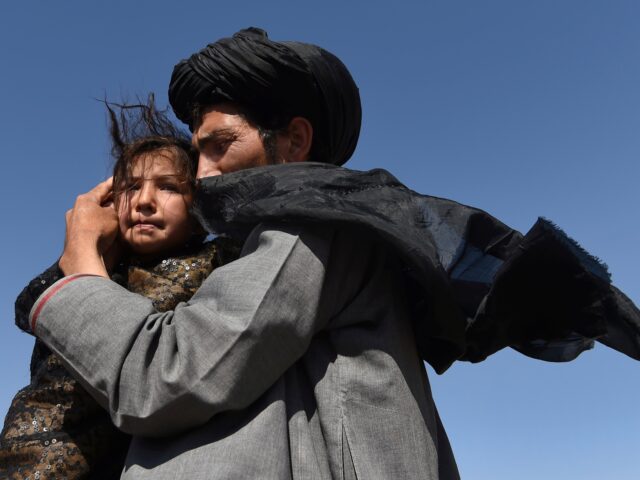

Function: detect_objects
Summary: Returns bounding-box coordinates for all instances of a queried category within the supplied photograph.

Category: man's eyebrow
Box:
[192,128,237,149]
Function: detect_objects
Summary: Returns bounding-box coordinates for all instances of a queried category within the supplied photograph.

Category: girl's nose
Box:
[135,182,156,212]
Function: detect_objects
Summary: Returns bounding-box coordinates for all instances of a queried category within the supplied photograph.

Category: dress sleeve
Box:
[15,262,63,334]
[2,263,130,479]
[0,340,129,479]
[31,224,335,437]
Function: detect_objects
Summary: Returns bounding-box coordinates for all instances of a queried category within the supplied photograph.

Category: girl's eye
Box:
[160,183,179,192]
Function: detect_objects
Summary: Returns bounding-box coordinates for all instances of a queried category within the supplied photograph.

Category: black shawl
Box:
[194,162,639,373]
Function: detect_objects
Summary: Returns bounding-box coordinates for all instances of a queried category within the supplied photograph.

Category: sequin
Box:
[2,238,241,478]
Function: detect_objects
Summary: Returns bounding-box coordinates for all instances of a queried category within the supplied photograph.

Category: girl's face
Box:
[117,150,194,258]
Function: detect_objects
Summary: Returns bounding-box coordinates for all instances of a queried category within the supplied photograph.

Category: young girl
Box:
[0,97,239,479]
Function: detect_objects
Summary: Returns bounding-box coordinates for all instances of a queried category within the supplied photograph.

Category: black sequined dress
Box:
[0,238,240,479]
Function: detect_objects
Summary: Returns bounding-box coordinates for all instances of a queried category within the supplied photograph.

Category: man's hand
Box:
[59,178,119,278]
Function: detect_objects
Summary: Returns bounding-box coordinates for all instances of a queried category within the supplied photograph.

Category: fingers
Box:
[101,191,114,208]
[97,176,114,191]
[63,178,119,264]
[64,209,72,249]
[81,177,114,204]
[68,177,117,219]
[91,176,114,202]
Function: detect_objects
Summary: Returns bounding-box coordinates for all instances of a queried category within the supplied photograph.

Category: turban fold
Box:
[169,27,361,166]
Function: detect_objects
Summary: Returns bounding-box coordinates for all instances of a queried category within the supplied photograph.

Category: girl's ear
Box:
[278,117,313,163]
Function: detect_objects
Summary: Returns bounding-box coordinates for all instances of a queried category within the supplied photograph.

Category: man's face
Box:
[192,103,273,179]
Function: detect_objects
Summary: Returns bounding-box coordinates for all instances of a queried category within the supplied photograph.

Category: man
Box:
[28,28,639,479]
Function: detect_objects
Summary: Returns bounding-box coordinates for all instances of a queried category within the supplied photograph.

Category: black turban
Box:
[169,27,361,166]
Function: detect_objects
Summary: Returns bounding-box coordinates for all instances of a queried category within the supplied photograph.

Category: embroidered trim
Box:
[30,274,99,333]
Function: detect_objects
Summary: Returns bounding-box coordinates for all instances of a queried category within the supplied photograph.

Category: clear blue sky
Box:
[1,1,638,478]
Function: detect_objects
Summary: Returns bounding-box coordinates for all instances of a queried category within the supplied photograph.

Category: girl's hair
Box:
[106,94,198,204]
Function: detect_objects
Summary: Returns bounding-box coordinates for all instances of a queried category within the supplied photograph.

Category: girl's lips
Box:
[133,222,160,231]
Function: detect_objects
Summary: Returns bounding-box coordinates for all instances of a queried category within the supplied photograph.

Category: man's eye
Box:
[218,140,233,152]
[202,138,233,156]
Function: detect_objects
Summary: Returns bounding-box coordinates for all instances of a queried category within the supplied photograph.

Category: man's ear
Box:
[280,117,313,163]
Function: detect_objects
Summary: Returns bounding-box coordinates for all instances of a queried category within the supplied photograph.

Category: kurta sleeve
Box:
[30,224,333,437]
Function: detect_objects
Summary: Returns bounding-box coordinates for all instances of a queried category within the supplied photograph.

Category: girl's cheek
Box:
[116,200,130,219]
[117,208,131,229]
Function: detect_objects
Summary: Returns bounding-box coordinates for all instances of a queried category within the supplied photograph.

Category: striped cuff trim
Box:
[30,274,99,333]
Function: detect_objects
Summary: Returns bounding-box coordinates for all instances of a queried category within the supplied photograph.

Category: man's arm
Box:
[31,223,333,437]
[58,177,118,278]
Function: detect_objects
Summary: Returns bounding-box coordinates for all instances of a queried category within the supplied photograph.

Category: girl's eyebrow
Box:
[128,174,182,179]
[153,174,183,180]
[124,174,186,183]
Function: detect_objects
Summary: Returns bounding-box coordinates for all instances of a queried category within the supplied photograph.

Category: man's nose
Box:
[196,155,222,179]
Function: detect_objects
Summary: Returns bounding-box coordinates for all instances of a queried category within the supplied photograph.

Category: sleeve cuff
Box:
[29,274,100,333]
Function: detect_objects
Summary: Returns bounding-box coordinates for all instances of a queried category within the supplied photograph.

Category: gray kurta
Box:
[31,223,459,479]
